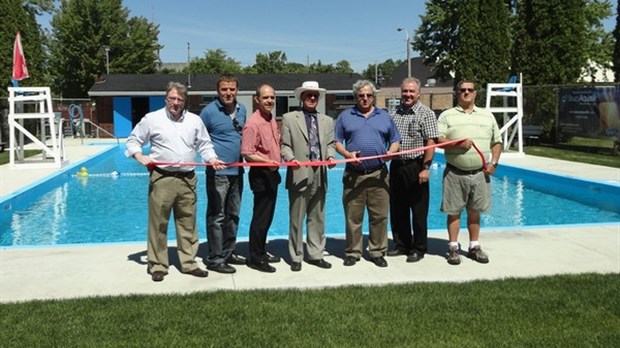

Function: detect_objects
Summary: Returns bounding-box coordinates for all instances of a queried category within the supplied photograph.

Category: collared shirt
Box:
[241,110,281,162]
[438,105,502,171]
[335,106,401,171]
[199,98,247,175]
[390,101,439,160]
[125,107,217,172]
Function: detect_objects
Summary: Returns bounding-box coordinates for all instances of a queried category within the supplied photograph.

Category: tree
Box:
[0,0,52,94]
[361,59,403,86]
[512,0,589,84]
[248,51,288,73]
[413,0,512,91]
[614,1,620,81]
[114,17,161,74]
[48,0,161,97]
[187,49,242,74]
[453,0,512,90]
[411,0,459,84]
[580,0,613,81]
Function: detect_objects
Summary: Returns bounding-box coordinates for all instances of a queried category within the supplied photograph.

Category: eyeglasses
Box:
[357,93,374,99]
[166,97,185,102]
[459,88,476,93]
[232,118,243,134]
[304,93,320,99]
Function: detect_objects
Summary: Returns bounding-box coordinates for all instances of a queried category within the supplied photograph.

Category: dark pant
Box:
[205,171,243,266]
[389,158,430,254]
[248,167,281,263]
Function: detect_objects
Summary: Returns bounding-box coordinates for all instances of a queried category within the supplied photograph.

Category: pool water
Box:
[1,144,619,246]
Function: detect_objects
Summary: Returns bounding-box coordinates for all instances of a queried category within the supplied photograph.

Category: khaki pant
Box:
[342,167,389,259]
[147,171,200,273]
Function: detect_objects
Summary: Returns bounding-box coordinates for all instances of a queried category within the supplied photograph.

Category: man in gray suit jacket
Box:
[281,81,337,272]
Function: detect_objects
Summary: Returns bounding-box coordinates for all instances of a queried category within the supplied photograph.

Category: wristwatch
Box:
[490,162,499,168]
[423,161,432,170]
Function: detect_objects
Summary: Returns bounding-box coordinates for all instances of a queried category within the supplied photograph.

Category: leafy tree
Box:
[114,17,161,74]
[580,0,614,81]
[48,0,160,97]
[247,51,288,73]
[614,1,620,81]
[186,49,242,74]
[512,0,588,84]
[361,59,403,86]
[0,0,51,95]
[412,0,459,84]
[413,0,512,91]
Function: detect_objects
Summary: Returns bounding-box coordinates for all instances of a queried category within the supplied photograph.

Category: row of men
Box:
[126,76,502,282]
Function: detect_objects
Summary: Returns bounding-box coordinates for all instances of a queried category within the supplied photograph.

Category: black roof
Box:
[89,73,363,95]
[383,57,453,88]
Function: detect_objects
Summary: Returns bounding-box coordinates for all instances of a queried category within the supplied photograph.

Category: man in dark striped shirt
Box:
[388,77,439,263]
[335,79,401,268]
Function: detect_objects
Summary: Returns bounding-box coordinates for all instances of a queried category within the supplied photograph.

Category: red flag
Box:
[12,31,29,81]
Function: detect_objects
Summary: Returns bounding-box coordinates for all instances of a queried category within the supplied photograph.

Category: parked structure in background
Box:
[87,73,362,137]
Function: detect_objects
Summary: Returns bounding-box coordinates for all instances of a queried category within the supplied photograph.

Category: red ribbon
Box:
[148,138,488,170]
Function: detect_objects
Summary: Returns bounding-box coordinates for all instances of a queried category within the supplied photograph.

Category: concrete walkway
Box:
[1,139,619,303]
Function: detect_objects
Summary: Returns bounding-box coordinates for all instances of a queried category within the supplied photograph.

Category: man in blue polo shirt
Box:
[199,74,247,274]
[335,79,401,268]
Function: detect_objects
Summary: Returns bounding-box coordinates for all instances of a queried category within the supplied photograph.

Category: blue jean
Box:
[205,172,243,266]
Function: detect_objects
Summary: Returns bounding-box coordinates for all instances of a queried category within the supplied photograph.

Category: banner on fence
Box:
[559,86,620,138]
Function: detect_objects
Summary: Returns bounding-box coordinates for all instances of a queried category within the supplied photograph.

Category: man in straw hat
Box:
[281,81,337,272]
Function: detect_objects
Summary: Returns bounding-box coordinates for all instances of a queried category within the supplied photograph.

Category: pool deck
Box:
[1,139,619,303]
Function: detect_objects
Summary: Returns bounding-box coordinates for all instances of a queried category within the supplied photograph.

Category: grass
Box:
[0,150,42,165]
[1,273,618,346]
[524,146,620,168]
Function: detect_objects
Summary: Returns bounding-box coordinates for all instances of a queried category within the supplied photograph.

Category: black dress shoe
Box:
[226,253,246,265]
[307,259,332,269]
[183,268,209,278]
[343,256,358,266]
[150,271,167,282]
[207,263,236,274]
[267,253,281,263]
[406,251,425,263]
[248,261,276,273]
[290,262,302,272]
[370,256,388,268]
[387,249,408,257]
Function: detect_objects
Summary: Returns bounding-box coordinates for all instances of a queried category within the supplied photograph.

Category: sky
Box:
[121,0,427,72]
[39,0,618,73]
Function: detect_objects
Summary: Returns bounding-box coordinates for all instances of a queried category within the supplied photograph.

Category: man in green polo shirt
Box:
[437,80,502,265]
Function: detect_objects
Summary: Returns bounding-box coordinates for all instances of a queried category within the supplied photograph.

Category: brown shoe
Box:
[183,268,209,278]
[150,271,167,282]
[467,246,489,264]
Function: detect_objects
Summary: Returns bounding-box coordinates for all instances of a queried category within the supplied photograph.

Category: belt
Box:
[152,166,195,179]
[394,157,422,165]
[348,165,386,175]
[447,163,483,175]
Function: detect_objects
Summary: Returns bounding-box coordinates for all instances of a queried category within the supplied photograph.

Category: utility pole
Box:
[105,47,110,75]
[187,42,191,88]
[397,28,411,78]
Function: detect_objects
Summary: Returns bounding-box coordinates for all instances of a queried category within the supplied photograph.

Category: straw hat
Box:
[294,81,326,100]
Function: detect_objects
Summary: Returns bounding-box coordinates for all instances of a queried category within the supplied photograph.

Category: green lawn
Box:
[0,149,41,165]
[1,274,618,346]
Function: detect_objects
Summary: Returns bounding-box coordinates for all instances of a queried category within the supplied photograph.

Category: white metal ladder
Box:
[485,74,525,157]
[8,87,67,169]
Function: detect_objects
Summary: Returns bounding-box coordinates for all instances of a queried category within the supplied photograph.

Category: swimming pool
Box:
[1,144,619,246]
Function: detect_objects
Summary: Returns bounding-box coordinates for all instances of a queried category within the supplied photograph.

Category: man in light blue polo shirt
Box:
[335,79,401,268]
[199,75,247,274]
[437,80,502,265]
